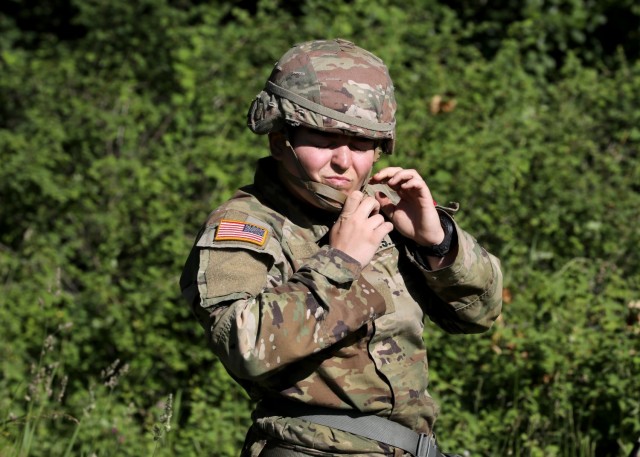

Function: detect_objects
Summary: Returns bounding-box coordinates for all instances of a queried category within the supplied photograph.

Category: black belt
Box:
[255,399,446,457]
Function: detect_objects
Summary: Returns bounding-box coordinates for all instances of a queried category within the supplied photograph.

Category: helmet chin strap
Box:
[278,135,379,213]
[279,139,348,213]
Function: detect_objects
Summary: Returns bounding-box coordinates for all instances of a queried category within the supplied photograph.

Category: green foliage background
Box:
[1,0,639,456]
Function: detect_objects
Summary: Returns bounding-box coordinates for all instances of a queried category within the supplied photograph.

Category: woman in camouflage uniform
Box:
[181,39,503,457]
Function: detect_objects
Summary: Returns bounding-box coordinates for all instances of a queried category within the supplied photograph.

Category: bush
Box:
[1,0,638,455]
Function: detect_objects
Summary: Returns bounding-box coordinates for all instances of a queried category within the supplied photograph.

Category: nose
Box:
[331,145,353,171]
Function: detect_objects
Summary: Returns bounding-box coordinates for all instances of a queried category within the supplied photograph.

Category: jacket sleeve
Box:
[405,215,503,334]
[180,220,387,382]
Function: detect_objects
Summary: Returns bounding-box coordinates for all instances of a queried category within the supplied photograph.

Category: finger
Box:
[369,167,404,184]
[375,190,392,206]
[373,221,394,238]
[353,195,381,219]
[388,174,434,202]
[366,215,393,241]
[366,213,387,228]
[340,190,364,217]
[386,169,423,188]
[398,176,426,191]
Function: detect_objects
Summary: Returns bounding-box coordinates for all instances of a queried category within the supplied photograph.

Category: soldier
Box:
[180,39,503,457]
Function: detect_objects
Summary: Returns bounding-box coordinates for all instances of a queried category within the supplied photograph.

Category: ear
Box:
[269,132,287,161]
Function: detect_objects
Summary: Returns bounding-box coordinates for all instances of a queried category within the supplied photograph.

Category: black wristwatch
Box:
[417,212,456,258]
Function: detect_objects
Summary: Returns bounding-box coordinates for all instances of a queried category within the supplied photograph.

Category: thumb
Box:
[375,191,396,219]
[340,190,364,218]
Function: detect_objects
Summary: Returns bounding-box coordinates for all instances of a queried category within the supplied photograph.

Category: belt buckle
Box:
[416,433,435,457]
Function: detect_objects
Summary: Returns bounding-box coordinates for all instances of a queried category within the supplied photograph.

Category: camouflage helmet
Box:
[248,39,396,154]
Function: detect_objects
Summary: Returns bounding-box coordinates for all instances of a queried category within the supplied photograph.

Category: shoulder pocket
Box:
[198,211,275,252]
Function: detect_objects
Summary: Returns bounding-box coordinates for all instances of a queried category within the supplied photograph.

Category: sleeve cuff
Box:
[302,246,363,284]
[421,226,490,286]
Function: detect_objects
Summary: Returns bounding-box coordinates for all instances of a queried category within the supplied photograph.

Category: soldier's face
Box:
[272,127,376,204]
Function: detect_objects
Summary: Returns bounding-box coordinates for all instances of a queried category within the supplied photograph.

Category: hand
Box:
[369,167,444,246]
[329,191,394,267]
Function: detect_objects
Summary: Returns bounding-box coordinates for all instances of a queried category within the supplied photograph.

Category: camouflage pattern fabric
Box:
[248,39,397,154]
[180,157,503,456]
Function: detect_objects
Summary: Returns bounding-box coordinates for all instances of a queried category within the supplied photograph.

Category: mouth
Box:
[323,176,352,189]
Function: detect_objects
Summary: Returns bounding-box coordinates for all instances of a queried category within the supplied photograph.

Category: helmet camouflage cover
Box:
[248,39,397,154]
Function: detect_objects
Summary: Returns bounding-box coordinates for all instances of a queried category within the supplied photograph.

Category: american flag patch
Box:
[214,219,268,246]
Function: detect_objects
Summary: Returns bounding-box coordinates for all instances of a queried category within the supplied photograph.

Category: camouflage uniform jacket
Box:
[180,157,503,455]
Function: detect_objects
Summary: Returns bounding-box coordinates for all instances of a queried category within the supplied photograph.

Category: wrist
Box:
[416,213,455,258]
[414,229,445,247]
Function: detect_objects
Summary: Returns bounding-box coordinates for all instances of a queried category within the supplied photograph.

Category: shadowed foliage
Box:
[1,0,639,455]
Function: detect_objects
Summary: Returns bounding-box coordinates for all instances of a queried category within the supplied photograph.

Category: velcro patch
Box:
[214,219,268,246]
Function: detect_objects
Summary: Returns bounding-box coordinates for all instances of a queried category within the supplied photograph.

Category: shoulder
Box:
[196,189,286,257]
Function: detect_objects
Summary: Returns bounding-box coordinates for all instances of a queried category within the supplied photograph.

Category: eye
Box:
[313,138,334,149]
[305,132,334,149]
[350,139,375,151]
